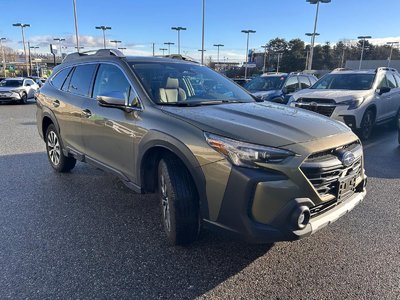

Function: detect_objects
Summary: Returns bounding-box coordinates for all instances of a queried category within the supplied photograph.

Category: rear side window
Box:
[67,64,97,97]
[386,73,397,88]
[51,68,71,90]
[299,76,311,89]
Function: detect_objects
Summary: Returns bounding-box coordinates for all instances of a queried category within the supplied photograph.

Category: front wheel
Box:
[45,124,76,172]
[358,109,375,141]
[19,92,28,104]
[158,156,199,245]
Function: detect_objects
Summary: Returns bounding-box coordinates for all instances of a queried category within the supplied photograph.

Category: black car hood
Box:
[161,102,350,147]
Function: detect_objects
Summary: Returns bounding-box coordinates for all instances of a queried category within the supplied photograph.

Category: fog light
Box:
[292,206,310,230]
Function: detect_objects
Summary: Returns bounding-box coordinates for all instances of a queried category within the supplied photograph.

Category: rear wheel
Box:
[158,155,199,245]
[45,124,76,172]
[358,109,375,141]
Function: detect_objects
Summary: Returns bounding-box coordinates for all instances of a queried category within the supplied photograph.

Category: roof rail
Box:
[332,68,351,72]
[162,54,199,63]
[63,48,125,63]
[375,67,397,73]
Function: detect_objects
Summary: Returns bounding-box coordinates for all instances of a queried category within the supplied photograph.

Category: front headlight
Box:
[204,133,295,168]
[341,97,364,110]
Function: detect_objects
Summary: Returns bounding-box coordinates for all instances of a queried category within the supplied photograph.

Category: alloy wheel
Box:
[160,174,171,232]
[47,131,61,166]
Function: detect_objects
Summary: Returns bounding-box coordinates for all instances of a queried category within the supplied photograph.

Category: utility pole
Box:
[0,38,6,77]
[201,0,205,64]
[261,44,268,72]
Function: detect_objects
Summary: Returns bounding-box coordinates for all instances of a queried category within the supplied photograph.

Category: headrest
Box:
[165,77,179,89]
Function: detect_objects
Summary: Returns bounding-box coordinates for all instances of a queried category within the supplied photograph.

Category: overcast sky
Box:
[0,0,399,61]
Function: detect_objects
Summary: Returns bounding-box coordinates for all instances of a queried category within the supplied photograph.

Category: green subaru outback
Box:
[36,49,367,245]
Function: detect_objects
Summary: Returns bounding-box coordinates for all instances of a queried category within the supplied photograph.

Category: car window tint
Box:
[284,76,299,92]
[93,64,131,103]
[68,64,97,97]
[393,73,400,87]
[386,73,397,89]
[299,76,311,89]
[51,68,72,90]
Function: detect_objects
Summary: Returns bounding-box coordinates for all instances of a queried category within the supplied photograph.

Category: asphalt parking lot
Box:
[0,101,399,299]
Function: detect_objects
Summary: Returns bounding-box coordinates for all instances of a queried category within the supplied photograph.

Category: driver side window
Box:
[93,64,133,105]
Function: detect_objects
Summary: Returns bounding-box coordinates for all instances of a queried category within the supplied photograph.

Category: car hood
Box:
[252,90,280,97]
[161,102,350,147]
[294,89,370,102]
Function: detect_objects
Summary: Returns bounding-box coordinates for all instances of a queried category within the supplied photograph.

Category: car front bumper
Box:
[203,164,366,243]
[0,92,23,102]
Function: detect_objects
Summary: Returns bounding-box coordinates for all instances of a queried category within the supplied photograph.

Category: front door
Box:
[80,63,140,180]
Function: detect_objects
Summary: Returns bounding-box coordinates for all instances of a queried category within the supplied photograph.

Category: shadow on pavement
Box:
[0,152,271,299]
[361,123,400,179]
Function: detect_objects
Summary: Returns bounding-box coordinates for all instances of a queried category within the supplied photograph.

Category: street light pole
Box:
[118,47,126,54]
[276,53,283,73]
[387,41,399,67]
[261,44,268,73]
[306,0,331,70]
[30,45,39,76]
[358,35,372,70]
[305,32,319,70]
[164,42,174,55]
[201,0,205,65]
[95,26,112,49]
[53,38,65,59]
[110,40,121,48]
[13,23,30,76]
[171,27,187,55]
[72,0,80,52]
[0,38,6,77]
[241,29,256,80]
[213,44,224,68]
[160,48,167,56]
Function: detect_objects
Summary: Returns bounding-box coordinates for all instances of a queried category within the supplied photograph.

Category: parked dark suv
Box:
[244,72,317,104]
[36,49,367,245]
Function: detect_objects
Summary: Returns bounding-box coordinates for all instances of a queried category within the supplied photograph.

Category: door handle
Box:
[52,100,60,107]
[81,109,92,118]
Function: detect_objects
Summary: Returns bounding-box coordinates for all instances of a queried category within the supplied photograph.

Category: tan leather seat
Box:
[159,77,187,103]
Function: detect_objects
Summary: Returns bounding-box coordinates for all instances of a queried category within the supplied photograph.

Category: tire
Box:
[19,92,28,104]
[158,155,199,245]
[358,109,375,141]
[45,124,76,173]
[397,110,400,144]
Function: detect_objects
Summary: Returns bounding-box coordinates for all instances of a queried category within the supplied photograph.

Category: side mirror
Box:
[97,91,126,106]
[378,87,391,95]
[97,91,135,113]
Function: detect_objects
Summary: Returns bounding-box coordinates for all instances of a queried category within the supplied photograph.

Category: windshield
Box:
[0,80,23,87]
[130,62,254,105]
[311,73,375,90]
[244,76,286,92]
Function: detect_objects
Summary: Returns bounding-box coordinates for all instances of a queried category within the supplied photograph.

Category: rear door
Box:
[375,72,394,121]
[50,64,98,153]
[80,63,140,180]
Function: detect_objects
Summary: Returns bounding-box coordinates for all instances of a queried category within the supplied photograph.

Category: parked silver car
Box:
[0,77,40,104]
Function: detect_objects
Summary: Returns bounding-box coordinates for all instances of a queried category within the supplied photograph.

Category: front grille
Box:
[296,103,335,117]
[296,98,337,117]
[301,141,363,204]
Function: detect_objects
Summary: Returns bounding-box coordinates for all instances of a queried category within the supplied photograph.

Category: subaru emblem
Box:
[341,151,355,167]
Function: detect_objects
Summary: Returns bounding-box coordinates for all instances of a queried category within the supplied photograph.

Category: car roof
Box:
[330,70,376,75]
[260,73,288,77]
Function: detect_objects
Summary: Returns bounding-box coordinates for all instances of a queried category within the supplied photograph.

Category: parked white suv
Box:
[0,77,40,104]
[289,68,400,140]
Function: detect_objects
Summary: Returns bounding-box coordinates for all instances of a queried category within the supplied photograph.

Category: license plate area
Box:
[337,175,357,202]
